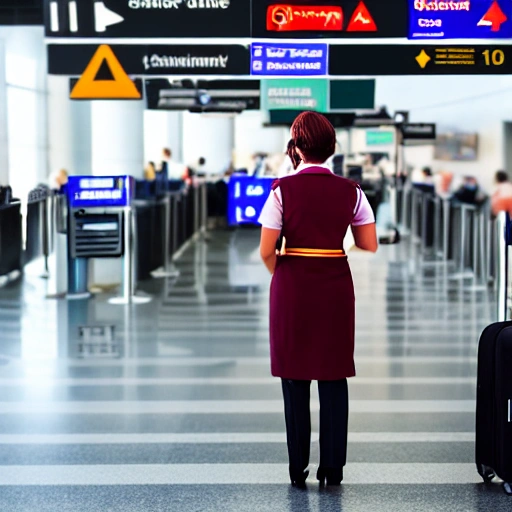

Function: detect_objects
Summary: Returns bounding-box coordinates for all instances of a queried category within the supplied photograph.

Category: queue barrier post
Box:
[496,212,509,321]
[151,192,180,279]
[109,205,152,305]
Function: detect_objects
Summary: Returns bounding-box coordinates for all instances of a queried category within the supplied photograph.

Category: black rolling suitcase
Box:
[475,321,512,495]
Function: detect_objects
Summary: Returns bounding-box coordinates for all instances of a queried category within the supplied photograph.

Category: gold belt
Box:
[277,237,346,258]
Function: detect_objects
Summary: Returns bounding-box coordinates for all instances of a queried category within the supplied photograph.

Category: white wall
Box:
[0,26,47,199]
[376,75,512,192]
[234,111,288,170]
[182,111,234,173]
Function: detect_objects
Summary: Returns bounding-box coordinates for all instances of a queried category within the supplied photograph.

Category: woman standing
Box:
[259,112,378,487]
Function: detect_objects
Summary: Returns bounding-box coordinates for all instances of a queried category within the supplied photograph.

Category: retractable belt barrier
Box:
[398,186,497,290]
[0,201,22,278]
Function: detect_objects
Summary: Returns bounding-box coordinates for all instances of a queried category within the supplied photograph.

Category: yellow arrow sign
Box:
[70,45,141,100]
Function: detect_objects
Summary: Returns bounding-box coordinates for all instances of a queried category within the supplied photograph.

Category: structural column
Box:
[90,100,145,285]
[91,100,145,178]
[47,75,92,177]
[144,110,183,164]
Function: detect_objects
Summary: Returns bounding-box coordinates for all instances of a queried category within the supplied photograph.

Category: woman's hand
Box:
[260,227,281,274]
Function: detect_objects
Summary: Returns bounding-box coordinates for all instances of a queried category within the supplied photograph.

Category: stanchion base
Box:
[465,284,488,292]
[66,292,91,301]
[449,271,475,280]
[151,267,180,279]
[108,294,153,305]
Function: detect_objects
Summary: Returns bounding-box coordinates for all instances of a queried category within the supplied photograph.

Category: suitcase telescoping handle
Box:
[497,212,511,322]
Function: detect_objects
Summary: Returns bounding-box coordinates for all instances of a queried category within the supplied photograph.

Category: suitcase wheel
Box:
[504,482,512,496]
[477,464,495,483]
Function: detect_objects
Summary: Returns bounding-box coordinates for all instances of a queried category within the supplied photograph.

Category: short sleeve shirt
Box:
[258,163,375,230]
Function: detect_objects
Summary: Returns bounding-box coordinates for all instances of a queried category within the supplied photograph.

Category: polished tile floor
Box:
[0,229,510,511]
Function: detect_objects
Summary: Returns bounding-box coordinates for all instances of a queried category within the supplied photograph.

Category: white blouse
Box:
[258,163,375,230]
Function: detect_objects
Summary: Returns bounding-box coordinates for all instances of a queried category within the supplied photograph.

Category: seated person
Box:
[452,176,486,206]
[491,170,512,216]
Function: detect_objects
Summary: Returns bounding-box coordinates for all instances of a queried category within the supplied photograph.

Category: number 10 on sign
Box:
[483,49,505,66]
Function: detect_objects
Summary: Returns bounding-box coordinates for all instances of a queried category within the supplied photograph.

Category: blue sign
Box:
[68,176,134,208]
[409,0,512,39]
[227,175,275,226]
[251,43,328,76]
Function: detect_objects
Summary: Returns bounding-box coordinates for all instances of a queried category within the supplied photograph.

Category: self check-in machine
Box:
[67,176,151,304]
[227,174,275,226]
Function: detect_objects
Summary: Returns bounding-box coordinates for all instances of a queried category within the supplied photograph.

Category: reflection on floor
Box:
[0,229,509,511]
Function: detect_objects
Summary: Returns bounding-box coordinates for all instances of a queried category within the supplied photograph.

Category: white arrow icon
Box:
[94,1,124,32]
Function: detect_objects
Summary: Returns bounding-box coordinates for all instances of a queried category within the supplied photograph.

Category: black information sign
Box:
[44,0,251,38]
[330,44,512,75]
[145,79,260,112]
[252,0,407,39]
[400,123,436,141]
[48,44,250,76]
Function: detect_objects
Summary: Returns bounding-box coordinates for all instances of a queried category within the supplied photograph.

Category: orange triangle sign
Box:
[347,1,377,32]
[70,45,141,100]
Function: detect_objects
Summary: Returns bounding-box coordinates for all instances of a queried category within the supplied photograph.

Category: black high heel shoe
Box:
[316,467,343,486]
[289,467,309,488]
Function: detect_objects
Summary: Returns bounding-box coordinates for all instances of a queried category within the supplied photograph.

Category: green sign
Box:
[330,80,375,110]
[261,79,328,112]
[366,130,395,146]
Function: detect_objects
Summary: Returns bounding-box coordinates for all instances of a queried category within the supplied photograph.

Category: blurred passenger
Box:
[144,161,156,181]
[410,166,426,184]
[434,170,453,197]
[49,169,68,192]
[196,157,207,176]
[161,147,188,181]
[413,167,435,193]
[452,176,487,206]
[491,170,512,216]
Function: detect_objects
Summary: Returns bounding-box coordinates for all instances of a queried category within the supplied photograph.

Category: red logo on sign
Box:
[477,0,507,32]
[266,5,343,31]
[347,1,377,31]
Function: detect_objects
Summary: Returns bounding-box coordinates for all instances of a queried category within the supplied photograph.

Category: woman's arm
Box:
[352,223,378,253]
[260,227,281,274]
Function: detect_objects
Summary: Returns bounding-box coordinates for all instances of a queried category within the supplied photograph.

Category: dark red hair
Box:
[290,111,336,164]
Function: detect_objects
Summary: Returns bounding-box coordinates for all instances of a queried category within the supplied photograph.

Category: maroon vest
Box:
[269,167,359,381]
[278,167,359,250]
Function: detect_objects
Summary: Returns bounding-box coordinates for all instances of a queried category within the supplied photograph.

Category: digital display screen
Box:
[227,175,275,226]
[251,42,328,76]
[252,0,408,38]
[329,44,512,75]
[408,0,512,39]
[68,176,134,208]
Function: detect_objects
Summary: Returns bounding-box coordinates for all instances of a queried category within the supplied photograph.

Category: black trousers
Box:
[281,379,349,472]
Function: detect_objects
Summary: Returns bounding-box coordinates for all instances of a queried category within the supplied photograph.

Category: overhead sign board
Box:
[251,43,328,76]
[330,44,512,75]
[408,0,512,39]
[252,0,408,38]
[330,79,375,109]
[48,44,250,76]
[400,123,437,140]
[44,0,251,38]
[145,79,260,111]
[68,176,134,209]
[261,79,329,111]
[366,130,395,145]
